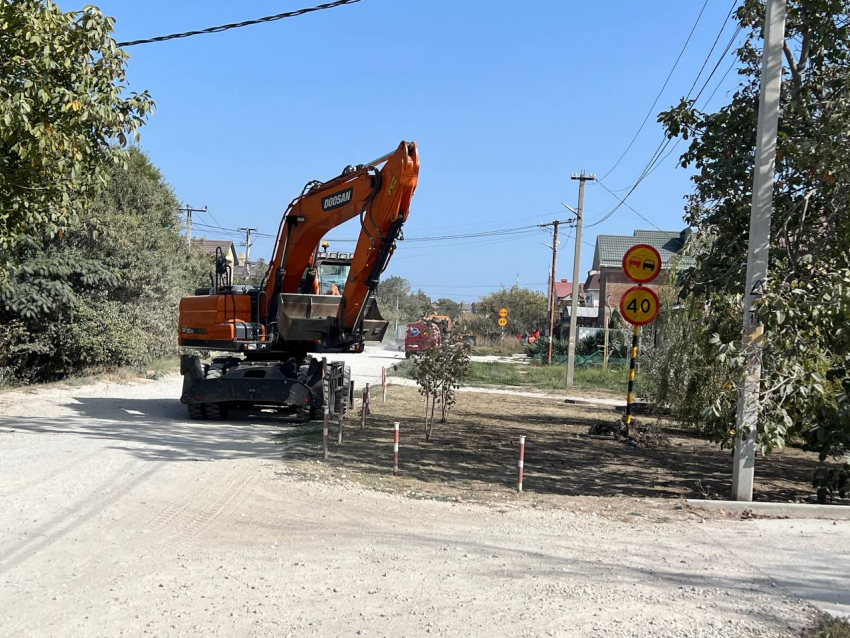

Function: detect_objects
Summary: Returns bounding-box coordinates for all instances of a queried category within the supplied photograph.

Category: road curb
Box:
[687,499,850,519]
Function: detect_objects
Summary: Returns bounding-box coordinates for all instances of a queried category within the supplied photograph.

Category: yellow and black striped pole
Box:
[624,324,639,436]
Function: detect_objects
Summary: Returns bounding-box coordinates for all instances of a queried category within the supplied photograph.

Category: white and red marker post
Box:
[382,367,387,403]
[337,408,344,445]
[393,422,400,476]
[517,435,526,493]
[361,383,370,429]
[322,407,329,460]
[322,359,330,460]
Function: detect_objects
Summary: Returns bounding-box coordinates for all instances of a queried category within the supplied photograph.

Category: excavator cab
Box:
[314,247,351,296]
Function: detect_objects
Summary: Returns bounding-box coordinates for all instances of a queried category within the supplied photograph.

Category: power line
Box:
[409,282,549,289]
[595,179,663,230]
[683,0,740,100]
[591,17,744,228]
[599,0,710,180]
[118,0,361,47]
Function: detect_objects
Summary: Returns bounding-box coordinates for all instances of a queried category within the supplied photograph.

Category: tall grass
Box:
[391,360,629,394]
[469,337,526,357]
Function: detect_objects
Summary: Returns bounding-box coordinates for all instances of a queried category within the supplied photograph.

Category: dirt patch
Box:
[278,386,824,507]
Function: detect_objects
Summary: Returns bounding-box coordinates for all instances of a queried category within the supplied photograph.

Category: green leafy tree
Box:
[0,1,153,262]
[233,257,268,286]
[375,275,432,328]
[410,336,471,440]
[469,286,548,336]
[0,149,209,383]
[653,0,850,460]
[435,297,461,321]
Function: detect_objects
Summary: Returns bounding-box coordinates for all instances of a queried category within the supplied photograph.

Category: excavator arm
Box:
[263,140,419,348]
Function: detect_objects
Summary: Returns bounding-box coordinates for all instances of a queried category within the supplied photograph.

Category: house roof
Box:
[592,229,693,271]
[192,239,239,264]
[553,280,584,300]
[583,272,600,291]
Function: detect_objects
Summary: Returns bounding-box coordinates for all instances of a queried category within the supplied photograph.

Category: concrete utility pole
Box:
[539,219,570,365]
[732,0,787,502]
[238,227,257,276]
[181,205,207,243]
[566,172,595,389]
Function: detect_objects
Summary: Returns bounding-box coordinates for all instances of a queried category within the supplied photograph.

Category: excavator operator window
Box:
[318,262,349,295]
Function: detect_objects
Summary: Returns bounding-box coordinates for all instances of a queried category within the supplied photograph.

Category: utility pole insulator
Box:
[238,227,257,277]
[181,205,208,244]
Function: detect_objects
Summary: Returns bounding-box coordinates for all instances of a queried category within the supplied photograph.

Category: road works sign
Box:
[619,286,660,326]
[622,244,662,284]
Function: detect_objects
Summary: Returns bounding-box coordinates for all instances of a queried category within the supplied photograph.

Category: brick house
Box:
[591,229,693,326]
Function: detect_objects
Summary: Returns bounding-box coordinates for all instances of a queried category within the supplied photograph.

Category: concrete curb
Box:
[687,499,850,520]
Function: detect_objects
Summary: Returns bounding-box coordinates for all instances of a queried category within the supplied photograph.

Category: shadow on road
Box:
[0,396,313,463]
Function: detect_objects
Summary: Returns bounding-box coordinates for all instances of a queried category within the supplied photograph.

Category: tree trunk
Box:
[427,391,437,441]
[423,393,430,441]
[440,388,448,423]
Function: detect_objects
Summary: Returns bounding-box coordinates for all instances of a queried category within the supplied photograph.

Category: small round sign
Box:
[498,308,508,318]
[619,286,660,326]
[497,317,508,327]
[622,243,662,284]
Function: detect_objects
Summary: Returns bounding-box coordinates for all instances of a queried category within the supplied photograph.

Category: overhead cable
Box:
[118,0,361,47]
[599,0,710,180]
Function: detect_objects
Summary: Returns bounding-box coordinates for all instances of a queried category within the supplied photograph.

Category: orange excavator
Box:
[178,141,419,420]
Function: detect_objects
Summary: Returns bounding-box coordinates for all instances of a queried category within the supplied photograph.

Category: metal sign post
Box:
[618,250,662,437]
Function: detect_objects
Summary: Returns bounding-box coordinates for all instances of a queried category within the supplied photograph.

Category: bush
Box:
[410,337,471,440]
[0,150,209,385]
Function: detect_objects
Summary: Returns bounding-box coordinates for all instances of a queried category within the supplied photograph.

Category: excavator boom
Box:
[265,141,419,347]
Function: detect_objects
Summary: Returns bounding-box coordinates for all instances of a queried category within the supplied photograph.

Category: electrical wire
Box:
[595,180,663,230]
[599,0,710,180]
[118,0,361,47]
[683,0,740,99]
[590,20,743,229]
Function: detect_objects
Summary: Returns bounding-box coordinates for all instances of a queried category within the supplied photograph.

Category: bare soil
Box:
[283,386,827,505]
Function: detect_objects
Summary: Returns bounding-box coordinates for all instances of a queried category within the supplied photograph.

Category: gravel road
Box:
[0,346,846,637]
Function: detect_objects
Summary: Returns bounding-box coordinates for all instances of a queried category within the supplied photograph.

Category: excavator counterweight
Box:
[177,141,419,420]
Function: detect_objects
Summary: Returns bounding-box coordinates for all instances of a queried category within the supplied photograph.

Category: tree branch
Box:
[784,42,803,93]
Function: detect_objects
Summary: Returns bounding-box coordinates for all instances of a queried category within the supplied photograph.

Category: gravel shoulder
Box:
[0,362,846,636]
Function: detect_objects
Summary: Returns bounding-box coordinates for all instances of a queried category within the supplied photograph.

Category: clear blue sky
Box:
[75,0,743,301]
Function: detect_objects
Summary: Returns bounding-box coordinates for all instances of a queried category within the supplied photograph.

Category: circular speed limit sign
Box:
[497,317,508,327]
[619,286,660,326]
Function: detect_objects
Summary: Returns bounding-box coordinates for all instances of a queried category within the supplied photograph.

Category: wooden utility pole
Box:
[566,172,595,388]
[181,205,207,243]
[540,220,569,364]
[732,0,787,501]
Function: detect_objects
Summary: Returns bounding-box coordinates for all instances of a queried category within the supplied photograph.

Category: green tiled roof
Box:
[592,229,694,270]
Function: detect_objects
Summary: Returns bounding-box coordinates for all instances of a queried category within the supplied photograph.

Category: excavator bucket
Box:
[277,293,388,344]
